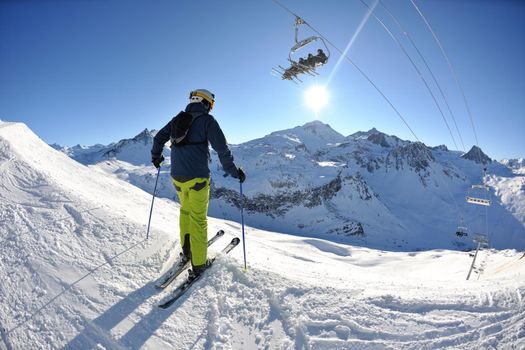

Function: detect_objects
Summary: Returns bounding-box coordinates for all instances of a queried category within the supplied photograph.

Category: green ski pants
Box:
[172,177,210,267]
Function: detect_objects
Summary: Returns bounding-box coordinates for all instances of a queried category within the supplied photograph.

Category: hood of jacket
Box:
[185,102,209,116]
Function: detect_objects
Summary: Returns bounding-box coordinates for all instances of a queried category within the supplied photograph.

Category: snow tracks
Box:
[143,259,525,350]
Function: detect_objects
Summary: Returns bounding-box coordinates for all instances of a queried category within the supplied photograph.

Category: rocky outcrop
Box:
[430,145,449,152]
[344,173,373,201]
[367,133,390,148]
[212,175,343,218]
[328,221,364,236]
[353,147,384,173]
[386,142,435,173]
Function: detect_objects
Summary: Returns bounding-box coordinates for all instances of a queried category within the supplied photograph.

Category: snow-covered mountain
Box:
[501,158,525,174]
[58,120,525,251]
[461,145,492,164]
[52,129,160,166]
[2,121,525,349]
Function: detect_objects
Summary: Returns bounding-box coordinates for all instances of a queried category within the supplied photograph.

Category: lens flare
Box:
[304,85,329,112]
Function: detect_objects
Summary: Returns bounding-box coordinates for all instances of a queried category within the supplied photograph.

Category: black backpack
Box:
[170,111,206,147]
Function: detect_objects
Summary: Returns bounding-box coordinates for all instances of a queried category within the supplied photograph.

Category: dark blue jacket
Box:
[151,103,239,179]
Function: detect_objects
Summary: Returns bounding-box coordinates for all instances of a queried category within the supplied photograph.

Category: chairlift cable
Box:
[378,0,466,152]
[271,0,301,20]
[359,0,459,151]
[411,0,492,247]
[409,0,481,155]
[359,0,465,227]
[271,0,421,143]
[370,0,470,228]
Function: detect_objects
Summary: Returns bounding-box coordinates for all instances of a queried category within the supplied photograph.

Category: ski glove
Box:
[152,155,165,168]
[237,168,246,184]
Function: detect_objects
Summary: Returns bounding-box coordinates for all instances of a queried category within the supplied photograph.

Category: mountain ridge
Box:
[54,120,525,251]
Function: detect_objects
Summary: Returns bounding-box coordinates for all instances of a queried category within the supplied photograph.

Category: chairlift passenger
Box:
[306,53,315,67]
[316,49,328,65]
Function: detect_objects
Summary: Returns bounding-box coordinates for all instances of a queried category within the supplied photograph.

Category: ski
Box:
[159,237,240,309]
[155,230,225,289]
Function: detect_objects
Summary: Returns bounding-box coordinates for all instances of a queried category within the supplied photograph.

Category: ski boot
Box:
[188,259,212,281]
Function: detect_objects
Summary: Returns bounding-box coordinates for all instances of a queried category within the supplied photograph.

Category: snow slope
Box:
[1,121,524,349]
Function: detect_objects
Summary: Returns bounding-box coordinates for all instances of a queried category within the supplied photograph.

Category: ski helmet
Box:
[189,89,215,111]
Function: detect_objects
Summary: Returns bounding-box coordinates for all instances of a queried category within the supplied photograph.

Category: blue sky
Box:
[1,0,523,160]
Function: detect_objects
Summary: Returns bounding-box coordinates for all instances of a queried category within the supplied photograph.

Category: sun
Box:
[304,85,329,112]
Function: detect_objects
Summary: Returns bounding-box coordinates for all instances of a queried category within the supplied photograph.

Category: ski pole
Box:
[239,181,247,271]
[146,166,161,240]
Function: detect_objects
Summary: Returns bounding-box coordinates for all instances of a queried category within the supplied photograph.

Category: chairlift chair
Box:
[456,226,468,237]
[466,168,492,206]
[455,217,468,237]
[473,233,489,246]
[466,184,491,206]
[273,16,330,82]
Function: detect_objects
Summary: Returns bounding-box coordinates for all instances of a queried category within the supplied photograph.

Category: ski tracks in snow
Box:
[155,259,525,350]
[366,290,523,349]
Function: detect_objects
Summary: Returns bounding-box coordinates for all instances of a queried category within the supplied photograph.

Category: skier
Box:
[151,89,245,279]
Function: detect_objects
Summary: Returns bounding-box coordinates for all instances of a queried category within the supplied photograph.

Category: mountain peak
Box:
[265,120,345,151]
[349,127,402,148]
[302,120,325,127]
[133,128,156,141]
[300,120,339,134]
[430,145,449,152]
[462,145,492,164]
[297,120,345,145]
[349,127,384,139]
